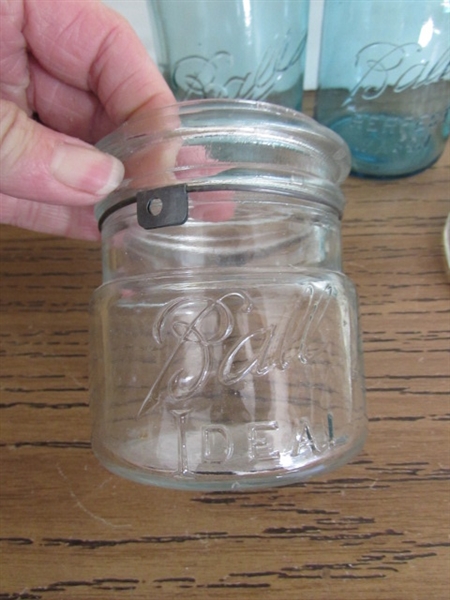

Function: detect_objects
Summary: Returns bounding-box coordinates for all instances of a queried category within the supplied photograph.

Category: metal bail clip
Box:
[136,184,189,230]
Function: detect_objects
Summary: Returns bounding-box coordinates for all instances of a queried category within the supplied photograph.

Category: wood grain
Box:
[1,96,449,599]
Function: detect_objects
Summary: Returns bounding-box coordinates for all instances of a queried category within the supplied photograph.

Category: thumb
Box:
[0,99,124,205]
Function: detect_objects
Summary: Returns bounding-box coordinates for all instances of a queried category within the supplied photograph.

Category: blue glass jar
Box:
[315,0,450,178]
[147,0,309,110]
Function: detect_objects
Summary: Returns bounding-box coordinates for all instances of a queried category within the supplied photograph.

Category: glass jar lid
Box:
[95,99,351,228]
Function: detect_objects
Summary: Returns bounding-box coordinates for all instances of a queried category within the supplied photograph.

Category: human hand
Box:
[0,0,174,239]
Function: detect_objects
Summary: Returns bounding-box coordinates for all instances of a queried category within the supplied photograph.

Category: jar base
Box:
[90,269,366,491]
[328,113,446,178]
[92,432,367,492]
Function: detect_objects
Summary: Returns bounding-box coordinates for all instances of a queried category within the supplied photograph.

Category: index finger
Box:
[23,0,174,124]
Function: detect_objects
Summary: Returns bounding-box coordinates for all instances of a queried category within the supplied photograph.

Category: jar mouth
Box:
[95,99,350,227]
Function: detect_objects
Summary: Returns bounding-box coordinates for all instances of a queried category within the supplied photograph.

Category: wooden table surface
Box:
[1,116,449,598]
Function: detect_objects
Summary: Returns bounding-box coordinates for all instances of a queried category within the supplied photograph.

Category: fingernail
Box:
[51,142,124,196]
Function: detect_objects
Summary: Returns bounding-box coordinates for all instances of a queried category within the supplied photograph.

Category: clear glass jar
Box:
[90,99,366,491]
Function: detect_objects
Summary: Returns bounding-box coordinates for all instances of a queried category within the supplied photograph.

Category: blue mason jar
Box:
[147,0,310,110]
[315,0,450,178]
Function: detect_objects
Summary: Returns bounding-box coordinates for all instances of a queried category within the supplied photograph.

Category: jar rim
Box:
[95,99,350,226]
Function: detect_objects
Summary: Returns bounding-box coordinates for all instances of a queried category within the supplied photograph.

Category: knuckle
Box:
[0,99,34,172]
